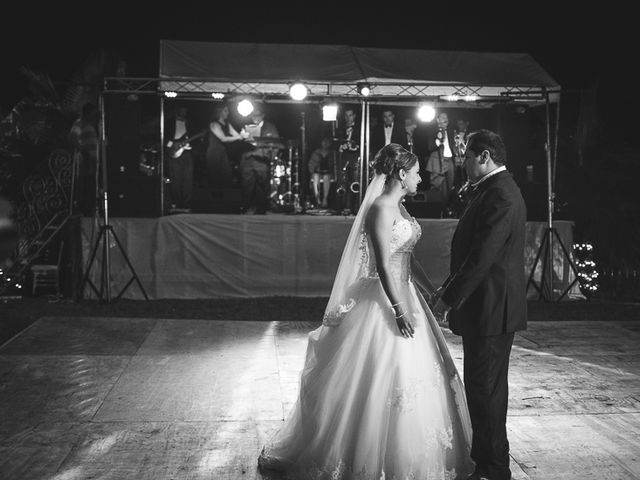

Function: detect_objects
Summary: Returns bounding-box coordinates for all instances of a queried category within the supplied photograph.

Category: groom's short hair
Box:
[467,129,507,166]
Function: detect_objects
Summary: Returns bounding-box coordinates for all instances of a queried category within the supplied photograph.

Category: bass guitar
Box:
[168,130,208,158]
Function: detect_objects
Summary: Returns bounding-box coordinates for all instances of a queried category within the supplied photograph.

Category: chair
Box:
[30,240,64,296]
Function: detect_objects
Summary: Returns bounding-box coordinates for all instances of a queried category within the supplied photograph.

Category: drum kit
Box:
[248,136,302,212]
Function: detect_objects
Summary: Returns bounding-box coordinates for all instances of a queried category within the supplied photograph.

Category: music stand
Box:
[526,90,580,302]
[81,93,149,303]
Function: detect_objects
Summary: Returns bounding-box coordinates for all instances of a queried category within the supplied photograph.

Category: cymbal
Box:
[332,137,358,144]
[247,135,284,145]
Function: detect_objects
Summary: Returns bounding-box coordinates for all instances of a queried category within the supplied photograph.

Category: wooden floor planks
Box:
[0,317,638,479]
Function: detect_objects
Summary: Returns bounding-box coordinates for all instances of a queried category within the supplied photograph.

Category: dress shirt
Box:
[384,124,393,145]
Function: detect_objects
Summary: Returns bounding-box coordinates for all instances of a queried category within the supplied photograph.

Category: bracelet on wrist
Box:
[395,311,407,319]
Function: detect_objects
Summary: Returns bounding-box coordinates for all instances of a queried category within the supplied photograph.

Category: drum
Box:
[270,151,293,208]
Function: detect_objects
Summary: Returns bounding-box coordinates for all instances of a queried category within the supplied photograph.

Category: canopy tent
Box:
[158,40,560,104]
[100,40,562,218]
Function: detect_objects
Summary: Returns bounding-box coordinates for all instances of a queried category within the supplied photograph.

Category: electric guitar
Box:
[167,130,208,158]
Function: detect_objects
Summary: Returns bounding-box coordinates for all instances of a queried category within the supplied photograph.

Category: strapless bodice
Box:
[362,216,422,283]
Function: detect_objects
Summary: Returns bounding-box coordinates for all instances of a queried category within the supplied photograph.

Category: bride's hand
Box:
[395,313,414,338]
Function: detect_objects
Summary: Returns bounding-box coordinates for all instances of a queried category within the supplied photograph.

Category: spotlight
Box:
[289,82,308,101]
[237,99,254,117]
[357,83,371,96]
[417,104,436,122]
[464,95,479,102]
[211,92,225,99]
[322,103,338,122]
[164,91,177,98]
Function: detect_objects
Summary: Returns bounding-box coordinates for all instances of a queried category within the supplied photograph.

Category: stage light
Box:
[417,104,436,122]
[357,83,371,96]
[237,99,254,117]
[442,94,461,102]
[211,92,225,99]
[322,103,338,121]
[464,95,479,102]
[289,82,308,101]
[164,91,177,98]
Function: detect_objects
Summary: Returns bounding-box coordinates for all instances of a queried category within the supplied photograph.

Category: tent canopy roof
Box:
[159,40,559,104]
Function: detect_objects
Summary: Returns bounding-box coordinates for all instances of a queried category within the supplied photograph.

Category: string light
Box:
[573,242,599,295]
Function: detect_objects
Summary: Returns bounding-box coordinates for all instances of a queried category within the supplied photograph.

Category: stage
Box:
[80,214,582,300]
[0,315,638,479]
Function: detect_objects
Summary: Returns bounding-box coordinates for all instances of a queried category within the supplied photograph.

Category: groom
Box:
[431,129,527,480]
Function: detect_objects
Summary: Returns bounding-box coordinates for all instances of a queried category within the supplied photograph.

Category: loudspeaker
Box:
[192,186,242,214]
[404,194,443,218]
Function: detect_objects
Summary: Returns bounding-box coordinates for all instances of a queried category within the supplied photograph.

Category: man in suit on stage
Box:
[371,108,405,155]
[431,129,528,480]
[335,106,361,214]
[165,104,197,212]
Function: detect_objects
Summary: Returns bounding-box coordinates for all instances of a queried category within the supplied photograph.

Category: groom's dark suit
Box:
[440,169,527,480]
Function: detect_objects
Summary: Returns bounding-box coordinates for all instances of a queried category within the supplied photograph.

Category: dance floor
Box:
[0,316,638,479]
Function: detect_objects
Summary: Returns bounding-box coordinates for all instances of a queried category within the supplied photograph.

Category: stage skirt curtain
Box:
[80,215,581,301]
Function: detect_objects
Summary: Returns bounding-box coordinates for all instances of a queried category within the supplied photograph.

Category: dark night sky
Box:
[0,6,632,106]
[1,5,637,149]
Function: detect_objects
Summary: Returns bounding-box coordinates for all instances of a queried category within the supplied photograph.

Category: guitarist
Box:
[165,104,197,212]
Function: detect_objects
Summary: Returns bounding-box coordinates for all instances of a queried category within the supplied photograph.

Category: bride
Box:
[258,144,474,479]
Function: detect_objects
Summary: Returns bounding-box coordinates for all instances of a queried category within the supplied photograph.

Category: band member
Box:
[336,106,361,214]
[308,137,335,208]
[239,105,280,214]
[453,118,471,188]
[206,103,249,189]
[425,112,456,204]
[165,104,197,212]
[402,117,418,154]
[371,108,405,155]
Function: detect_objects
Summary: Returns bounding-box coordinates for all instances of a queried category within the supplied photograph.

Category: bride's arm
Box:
[410,254,435,301]
[366,203,414,338]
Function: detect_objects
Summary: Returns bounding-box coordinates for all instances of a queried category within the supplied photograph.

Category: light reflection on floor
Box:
[0,317,637,480]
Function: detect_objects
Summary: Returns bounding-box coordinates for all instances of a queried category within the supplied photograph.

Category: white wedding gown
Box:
[258,216,475,480]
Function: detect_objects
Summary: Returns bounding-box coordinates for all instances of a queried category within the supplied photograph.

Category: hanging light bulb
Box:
[417,104,436,122]
[237,99,254,117]
[357,82,371,96]
[289,82,308,101]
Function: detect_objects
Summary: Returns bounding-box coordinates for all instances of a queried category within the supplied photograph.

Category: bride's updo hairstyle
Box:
[372,143,418,183]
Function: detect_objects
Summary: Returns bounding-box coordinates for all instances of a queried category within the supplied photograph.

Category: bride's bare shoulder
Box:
[366,198,394,224]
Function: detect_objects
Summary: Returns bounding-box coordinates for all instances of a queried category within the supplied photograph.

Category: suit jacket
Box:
[426,126,456,157]
[165,115,200,159]
[165,115,196,143]
[441,170,528,336]
[371,123,405,154]
[337,123,361,151]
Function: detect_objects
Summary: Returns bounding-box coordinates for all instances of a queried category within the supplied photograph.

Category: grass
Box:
[2,295,639,347]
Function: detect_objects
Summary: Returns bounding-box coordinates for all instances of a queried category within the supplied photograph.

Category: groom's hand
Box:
[429,287,443,308]
[432,297,451,325]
